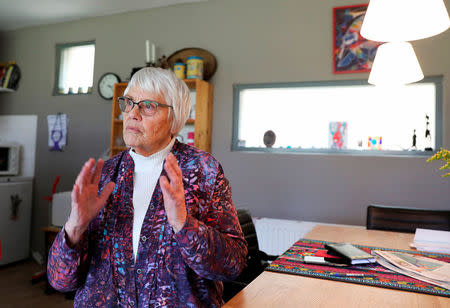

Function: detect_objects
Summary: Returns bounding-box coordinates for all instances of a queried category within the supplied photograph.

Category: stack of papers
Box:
[373,250,450,290]
[411,229,450,254]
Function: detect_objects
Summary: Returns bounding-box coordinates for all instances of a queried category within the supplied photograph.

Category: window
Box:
[54,41,95,95]
[232,77,442,156]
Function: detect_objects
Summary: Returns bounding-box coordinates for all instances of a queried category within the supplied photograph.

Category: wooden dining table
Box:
[224,224,450,308]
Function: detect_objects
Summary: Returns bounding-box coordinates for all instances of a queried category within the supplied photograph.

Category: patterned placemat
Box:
[266,238,450,297]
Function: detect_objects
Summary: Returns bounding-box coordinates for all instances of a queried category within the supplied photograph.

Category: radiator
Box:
[253,218,315,255]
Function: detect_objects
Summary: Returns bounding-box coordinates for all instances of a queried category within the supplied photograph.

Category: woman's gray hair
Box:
[124,67,191,135]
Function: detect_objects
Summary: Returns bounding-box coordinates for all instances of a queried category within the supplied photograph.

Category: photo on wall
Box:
[333,4,381,74]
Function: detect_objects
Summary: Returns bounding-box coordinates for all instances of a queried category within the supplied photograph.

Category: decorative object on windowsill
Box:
[361,0,449,86]
[357,139,363,148]
[411,129,417,150]
[427,148,450,178]
[263,130,276,148]
[237,140,246,147]
[424,115,433,151]
[332,4,381,74]
[329,122,348,149]
[98,72,121,100]
[167,47,217,81]
[368,136,382,150]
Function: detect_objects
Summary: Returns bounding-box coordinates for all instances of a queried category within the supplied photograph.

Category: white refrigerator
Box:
[0,177,33,265]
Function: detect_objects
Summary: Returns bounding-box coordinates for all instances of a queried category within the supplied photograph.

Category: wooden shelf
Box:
[109,80,213,157]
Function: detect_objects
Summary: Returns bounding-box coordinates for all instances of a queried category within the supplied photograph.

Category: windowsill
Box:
[53,92,92,96]
[231,146,437,158]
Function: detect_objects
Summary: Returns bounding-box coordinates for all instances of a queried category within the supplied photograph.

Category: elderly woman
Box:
[48,67,247,307]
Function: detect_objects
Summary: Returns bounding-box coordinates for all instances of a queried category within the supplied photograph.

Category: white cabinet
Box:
[0,179,33,265]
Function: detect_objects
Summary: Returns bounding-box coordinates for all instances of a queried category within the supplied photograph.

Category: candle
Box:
[151,43,156,63]
[145,40,150,63]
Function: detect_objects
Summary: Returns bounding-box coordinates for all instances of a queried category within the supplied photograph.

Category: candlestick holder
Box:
[129,66,144,80]
[128,58,165,80]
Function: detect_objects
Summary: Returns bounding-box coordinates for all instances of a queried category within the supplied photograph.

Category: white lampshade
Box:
[361,0,450,42]
[369,41,424,86]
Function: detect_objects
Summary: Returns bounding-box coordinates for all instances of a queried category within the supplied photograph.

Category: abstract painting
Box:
[333,4,381,74]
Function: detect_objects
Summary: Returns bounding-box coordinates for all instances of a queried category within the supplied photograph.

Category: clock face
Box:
[98,73,120,100]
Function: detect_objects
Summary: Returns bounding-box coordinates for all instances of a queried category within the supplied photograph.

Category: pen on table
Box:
[334,273,377,278]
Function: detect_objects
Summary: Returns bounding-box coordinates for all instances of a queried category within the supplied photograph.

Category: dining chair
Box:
[222,208,278,302]
[366,204,450,233]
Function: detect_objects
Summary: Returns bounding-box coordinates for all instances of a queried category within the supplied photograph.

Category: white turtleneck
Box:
[129,138,175,262]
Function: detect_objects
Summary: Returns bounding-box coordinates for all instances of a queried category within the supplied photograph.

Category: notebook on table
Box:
[324,242,377,265]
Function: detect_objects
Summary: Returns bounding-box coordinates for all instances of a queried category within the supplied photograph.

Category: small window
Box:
[54,41,95,95]
[232,77,443,156]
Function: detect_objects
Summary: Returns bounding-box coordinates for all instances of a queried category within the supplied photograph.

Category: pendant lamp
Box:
[368,41,424,86]
[361,0,450,42]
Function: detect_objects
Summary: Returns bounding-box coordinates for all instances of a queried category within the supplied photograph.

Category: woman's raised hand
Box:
[65,158,115,246]
[160,153,187,233]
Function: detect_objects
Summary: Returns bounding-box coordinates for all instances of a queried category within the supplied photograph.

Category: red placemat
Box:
[266,239,450,297]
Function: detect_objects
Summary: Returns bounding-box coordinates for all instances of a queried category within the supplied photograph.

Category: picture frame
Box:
[333,4,381,74]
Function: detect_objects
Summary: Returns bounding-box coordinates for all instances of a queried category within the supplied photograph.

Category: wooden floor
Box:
[0,259,73,308]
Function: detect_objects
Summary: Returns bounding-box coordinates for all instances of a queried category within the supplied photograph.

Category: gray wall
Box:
[0,0,449,257]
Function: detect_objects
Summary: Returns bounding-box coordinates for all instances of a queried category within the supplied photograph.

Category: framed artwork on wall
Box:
[333,4,381,74]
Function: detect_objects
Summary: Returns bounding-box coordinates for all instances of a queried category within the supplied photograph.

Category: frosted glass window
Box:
[233,78,442,155]
[54,41,95,95]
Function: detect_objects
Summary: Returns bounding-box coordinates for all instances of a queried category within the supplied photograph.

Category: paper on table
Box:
[412,228,450,254]
[374,253,450,290]
[373,250,450,290]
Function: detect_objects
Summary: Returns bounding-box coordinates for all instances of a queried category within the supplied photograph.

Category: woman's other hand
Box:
[160,153,187,233]
[65,158,115,246]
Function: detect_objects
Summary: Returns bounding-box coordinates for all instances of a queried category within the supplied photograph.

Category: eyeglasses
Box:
[117,96,173,116]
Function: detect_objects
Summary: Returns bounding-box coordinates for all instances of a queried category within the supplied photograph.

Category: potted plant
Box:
[427,148,450,178]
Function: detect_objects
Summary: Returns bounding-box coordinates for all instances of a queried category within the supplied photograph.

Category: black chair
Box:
[366,204,450,233]
[222,208,278,303]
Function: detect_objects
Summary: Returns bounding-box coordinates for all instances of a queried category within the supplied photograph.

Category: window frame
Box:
[53,40,96,96]
[232,76,443,157]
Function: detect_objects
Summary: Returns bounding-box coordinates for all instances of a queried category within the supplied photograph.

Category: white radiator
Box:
[253,218,315,255]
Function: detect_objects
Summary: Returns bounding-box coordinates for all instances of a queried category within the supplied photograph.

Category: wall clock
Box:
[98,72,121,100]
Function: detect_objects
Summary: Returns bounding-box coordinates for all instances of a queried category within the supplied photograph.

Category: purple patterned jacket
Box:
[48,141,247,307]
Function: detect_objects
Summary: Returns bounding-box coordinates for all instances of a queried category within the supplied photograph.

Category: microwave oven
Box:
[0,143,20,176]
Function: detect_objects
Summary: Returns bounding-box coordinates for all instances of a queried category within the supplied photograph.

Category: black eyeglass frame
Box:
[117,96,173,116]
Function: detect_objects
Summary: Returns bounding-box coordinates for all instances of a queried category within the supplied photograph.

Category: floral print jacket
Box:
[48,141,248,307]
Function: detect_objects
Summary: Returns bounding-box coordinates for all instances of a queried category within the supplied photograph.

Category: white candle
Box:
[145,40,150,63]
[151,43,156,63]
